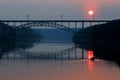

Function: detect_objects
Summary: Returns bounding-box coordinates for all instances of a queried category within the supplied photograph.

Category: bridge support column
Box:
[75,47,77,59]
[61,21,63,26]
[13,22,16,27]
[54,53,57,59]
[75,22,77,32]
[7,22,9,25]
[6,53,9,59]
[98,22,101,25]
[90,22,92,26]
[68,22,70,28]
[82,21,84,29]
[68,50,70,60]
[82,49,84,59]
[13,50,16,59]
[61,53,63,60]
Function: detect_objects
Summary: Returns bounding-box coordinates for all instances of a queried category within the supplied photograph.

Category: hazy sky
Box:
[0,0,120,20]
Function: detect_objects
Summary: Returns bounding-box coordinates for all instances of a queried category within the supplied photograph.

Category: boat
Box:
[90,57,95,61]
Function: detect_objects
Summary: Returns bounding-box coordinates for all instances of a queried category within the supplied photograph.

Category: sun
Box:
[88,10,94,16]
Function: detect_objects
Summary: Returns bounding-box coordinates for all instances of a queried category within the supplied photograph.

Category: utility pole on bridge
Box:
[27,14,30,24]
[61,14,63,25]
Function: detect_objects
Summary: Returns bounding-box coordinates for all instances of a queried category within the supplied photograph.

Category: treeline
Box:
[15,27,41,43]
[73,20,120,45]
[73,20,120,64]
[0,21,41,42]
[0,21,42,53]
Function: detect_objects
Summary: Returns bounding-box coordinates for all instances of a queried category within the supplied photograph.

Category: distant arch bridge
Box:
[0,20,111,35]
[16,22,75,33]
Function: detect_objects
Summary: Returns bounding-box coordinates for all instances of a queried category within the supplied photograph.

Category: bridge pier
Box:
[68,50,70,60]
[75,47,77,59]
[13,50,16,59]
[82,49,84,59]
[6,53,9,59]
[98,22,101,25]
[82,21,84,29]
[68,22,70,28]
[75,22,77,32]
[13,22,16,27]
[90,22,92,26]
[60,52,63,60]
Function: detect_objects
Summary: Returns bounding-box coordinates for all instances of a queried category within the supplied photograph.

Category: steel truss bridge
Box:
[0,20,111,34]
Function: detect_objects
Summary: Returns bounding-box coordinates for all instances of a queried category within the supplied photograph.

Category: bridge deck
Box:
[0,20,112,22]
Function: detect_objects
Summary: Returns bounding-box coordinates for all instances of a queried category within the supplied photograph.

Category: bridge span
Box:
[0,20,112,34]
[0,20,111,22]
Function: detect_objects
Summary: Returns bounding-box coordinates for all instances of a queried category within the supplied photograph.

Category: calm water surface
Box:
[0,58,119,80]
[0,43,120,80]
[0,28,120,80]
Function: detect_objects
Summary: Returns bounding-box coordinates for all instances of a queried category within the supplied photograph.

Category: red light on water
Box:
[88,60,94,72]
[88,50,94,59]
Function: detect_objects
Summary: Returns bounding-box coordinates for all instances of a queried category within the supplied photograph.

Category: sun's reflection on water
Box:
[88,50,94,59]
[87,50,94,72]
[88,60,94,72]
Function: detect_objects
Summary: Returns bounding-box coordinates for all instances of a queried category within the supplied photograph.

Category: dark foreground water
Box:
[0,28,120,80]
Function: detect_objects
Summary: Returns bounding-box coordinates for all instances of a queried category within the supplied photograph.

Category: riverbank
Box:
[73,19,120,65]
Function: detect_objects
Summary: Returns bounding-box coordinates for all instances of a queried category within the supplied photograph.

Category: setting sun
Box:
[88,10,94,16]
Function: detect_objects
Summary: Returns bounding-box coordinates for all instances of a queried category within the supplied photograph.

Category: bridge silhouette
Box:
[0,19,113,60]
[0,20,111,35]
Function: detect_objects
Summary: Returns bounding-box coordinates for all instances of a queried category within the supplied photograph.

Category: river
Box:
[0,28,120,80]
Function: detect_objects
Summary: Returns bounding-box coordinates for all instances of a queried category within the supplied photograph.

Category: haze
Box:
[0,0,120,20]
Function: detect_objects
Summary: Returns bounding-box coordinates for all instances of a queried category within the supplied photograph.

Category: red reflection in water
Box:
[87,50,94,71]
[88,50,94,59]
[88,60,94,72]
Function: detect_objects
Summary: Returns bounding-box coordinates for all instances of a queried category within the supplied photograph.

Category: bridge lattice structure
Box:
[0,20,111,35]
